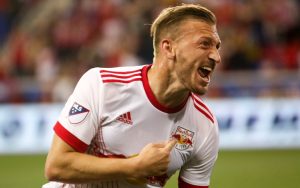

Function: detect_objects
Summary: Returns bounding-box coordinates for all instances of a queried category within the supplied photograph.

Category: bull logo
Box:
[172,126,194,150]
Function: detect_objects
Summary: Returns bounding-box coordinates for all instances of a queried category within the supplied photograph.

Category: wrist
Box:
[124,156,142,178]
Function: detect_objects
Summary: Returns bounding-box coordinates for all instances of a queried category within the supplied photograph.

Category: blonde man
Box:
[44,4,221,188]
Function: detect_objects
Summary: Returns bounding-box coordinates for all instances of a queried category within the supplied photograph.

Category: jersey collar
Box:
[141,65,189,114]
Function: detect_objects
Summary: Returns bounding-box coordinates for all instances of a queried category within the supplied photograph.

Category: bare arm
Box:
[44,134,177,184]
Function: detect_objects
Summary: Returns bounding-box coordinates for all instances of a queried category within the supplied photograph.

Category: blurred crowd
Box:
[0,0,299,103]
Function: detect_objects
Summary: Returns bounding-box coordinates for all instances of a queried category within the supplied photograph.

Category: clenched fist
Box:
[126,139,177,183]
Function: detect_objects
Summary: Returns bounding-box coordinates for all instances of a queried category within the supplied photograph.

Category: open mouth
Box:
[198,66,212,78]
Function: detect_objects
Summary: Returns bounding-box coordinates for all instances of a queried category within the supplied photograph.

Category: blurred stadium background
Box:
[0,0,299,187]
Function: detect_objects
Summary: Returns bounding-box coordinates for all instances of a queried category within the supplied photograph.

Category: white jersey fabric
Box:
[43,65,219,188]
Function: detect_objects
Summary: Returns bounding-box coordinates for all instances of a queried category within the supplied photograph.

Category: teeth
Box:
[199,66,213,78]
[202,67,212,72]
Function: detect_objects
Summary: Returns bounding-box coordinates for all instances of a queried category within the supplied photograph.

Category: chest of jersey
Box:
[53,67,217,188]
[96,83,202,175]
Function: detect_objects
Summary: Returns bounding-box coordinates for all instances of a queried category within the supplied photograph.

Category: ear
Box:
[161,39,175,59]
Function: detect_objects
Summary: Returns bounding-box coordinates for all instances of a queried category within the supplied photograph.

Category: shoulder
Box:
[78,67,101,83]
[99,65,145,72]
[190,93,216,125]
[81,65,144,77]
[98,65,144,84]
[186,94,219,153]
[78,65,145,84]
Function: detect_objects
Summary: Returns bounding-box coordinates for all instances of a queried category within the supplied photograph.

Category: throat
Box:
[147,64,189,111]
[156,90,190,109]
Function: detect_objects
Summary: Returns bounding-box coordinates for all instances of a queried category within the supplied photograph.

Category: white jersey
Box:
[43,65,219,188]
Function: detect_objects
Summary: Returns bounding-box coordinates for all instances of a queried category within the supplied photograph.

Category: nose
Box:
[208,48,221,64]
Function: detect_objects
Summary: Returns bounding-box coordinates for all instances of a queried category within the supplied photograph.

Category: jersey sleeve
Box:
[54,68,103,153]
[179,121,219,188]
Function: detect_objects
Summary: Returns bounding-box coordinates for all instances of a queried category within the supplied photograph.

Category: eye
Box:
[216,43,221,50]
[200,40,211,49]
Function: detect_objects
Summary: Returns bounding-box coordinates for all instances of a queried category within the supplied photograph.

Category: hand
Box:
[128,139,177,179]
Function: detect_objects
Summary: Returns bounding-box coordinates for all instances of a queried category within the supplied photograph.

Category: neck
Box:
[147,60,190,109]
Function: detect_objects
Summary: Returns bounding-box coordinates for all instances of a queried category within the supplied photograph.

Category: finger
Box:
[151,142,167,148]
[163,139,177,152]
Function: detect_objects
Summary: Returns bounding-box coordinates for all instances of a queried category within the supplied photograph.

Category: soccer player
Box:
[43,3,221,188]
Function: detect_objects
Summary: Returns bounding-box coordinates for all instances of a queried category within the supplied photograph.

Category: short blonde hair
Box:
[151,4,217,56]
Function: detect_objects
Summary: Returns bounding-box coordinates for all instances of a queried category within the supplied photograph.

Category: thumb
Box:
[164,139,177,152]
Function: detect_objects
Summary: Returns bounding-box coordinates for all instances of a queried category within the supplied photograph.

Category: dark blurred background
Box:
[0,0,299,104]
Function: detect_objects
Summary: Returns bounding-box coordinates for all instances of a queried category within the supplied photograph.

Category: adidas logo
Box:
[117,112,133,125]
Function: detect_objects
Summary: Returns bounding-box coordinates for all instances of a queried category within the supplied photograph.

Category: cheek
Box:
[174,58,191,77]
[175,58,197,80]
[175,63,198,87]
[174,46,201,79]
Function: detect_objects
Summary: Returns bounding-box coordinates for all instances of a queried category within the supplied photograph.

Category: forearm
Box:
[46,152,136,183]
[45,136,137,183]
[45,135,175,184]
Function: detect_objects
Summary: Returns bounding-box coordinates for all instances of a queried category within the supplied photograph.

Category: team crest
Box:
[172,126,194,150]
[68,102,89,124]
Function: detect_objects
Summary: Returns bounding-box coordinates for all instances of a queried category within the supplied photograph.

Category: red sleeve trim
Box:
[178,177,209,188]
[54,122,88,153]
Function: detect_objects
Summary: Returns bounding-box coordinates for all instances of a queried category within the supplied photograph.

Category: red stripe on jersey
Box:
[100,68,142,83]
[100,73,141,79]
[178,177,209,188]
[102,78,142,83]
[191,94,213,118]
[100,69,142,74]
[193,103,214,123]
[54,122,88,153]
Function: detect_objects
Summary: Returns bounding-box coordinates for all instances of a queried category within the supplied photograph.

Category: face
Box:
[171,19,221,95]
